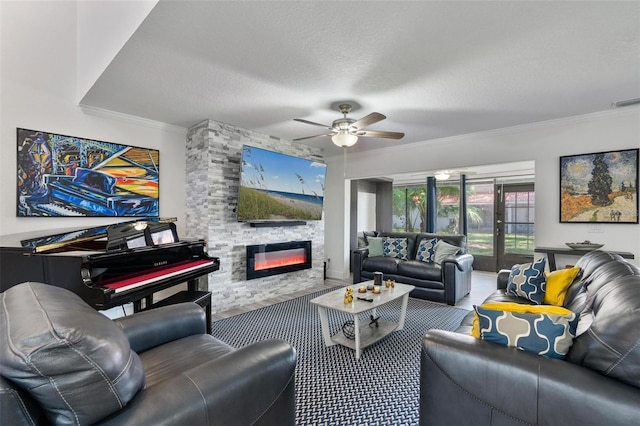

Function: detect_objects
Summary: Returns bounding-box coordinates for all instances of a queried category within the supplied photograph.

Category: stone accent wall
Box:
[185,119,325,314]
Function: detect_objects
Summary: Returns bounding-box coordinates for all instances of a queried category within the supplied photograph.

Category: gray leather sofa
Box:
[353,232,474,305]
[421,250,640,425]
[1,282,297,426]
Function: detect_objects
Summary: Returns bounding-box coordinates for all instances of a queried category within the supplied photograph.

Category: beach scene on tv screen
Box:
[238,146,326,221]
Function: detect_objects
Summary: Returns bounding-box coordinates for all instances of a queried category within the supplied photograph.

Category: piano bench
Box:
[152,290,212,334]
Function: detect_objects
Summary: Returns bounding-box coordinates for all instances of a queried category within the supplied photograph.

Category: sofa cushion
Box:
[140,335,235,387]
[383,237,409,260]
[544,266,581,306]
[397,260,442,281]
[362,230,378,243]
[0,282,145,425]
[433,240,461,265]
[506,257,547,304]
[416,238,437,263]
[362,256,400,275]
[474,304,579,359]
[367,236,384,256]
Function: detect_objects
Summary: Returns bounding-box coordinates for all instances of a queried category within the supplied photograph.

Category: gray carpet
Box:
[211,287,470,426]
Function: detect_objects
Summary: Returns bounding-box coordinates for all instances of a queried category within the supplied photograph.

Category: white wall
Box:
[324,109,640,279]
[357,192,376,232]
[0,1,188,238]
[77,0,157,103]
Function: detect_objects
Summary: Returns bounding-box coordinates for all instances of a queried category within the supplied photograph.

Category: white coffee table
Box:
[310,282,415,359]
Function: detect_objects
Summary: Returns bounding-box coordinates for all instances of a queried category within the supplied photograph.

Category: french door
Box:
[496,184,535,270]
[468,182,535,271]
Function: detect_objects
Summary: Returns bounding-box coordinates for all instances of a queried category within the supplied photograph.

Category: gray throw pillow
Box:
[367,236,384,257]
[433,240,461,264]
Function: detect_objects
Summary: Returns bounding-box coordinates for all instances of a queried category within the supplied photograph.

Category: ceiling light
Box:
[434,170,450,181]
[332,131,358,148]
[611,97,640,108]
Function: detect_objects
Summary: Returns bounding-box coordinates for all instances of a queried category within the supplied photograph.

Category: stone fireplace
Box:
[185,119,325,315]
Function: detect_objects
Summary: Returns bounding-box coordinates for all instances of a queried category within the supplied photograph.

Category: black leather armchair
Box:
[1,282,297,426]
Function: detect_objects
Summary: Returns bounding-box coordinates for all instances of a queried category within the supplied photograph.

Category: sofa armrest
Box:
[113,303,206,353]
[98,339,297,426]
[421,330,640,426]
[442,253,474,272]
[442,253,474,305]
[497,269,510,290]
[352,247,369,283]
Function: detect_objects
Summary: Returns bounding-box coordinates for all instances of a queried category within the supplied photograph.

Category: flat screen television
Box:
[238,145,327,222]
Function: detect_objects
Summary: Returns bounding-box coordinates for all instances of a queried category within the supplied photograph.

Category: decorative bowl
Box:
[565,243,604,251]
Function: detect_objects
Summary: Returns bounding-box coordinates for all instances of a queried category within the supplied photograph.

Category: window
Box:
[466,182,495,257]
[392,185,426,232]
[435,181,460,234]
[504,190,535,255]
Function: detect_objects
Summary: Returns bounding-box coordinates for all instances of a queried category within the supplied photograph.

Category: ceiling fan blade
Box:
[358,130,405,139]
[350,112,386,130]
[292,134,333,141]
[294,118,333,130]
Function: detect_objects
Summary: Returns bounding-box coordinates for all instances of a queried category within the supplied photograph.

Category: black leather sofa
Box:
[1,282,297,426]
[421,250,640,425]
[353,232,474,305]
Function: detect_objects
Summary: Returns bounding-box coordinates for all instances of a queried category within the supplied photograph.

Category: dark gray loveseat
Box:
[1,282,297,426]
[353,232,474,305]
[421,250,640,425]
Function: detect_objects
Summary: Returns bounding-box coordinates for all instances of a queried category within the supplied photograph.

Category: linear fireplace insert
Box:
[246,240,312,280]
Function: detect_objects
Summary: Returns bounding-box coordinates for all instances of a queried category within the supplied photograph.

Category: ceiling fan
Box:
[293,103,405,147]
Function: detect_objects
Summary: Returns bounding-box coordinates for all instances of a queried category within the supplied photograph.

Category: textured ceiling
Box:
[80,1,640,157]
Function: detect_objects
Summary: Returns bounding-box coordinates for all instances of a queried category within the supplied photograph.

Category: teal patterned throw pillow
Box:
[506,257,547,304]
[383,237,409,260]
[474,305,579,359]
[416,238,437,263]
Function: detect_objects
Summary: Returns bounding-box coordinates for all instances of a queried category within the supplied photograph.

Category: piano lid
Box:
[0,217,177,253]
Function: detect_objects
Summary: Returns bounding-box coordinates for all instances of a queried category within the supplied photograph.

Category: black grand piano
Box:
[0,218,219,313]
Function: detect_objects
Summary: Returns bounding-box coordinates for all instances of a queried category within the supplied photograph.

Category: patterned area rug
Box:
[211,287,470,426]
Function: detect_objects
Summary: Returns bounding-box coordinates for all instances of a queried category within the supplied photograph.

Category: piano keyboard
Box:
[102,259,215,293]
[38,203,86,216]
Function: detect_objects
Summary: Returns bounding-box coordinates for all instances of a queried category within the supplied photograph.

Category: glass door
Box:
[496,184,535,270]
[467,182,535,271]
[466,182,496,271]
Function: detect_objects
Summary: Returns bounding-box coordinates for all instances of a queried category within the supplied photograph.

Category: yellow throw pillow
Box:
[471,302,575,338]
[543,267,581,306]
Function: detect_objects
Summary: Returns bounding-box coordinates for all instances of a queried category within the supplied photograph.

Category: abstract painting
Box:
[559,148,638,223]
[17,128,159,217]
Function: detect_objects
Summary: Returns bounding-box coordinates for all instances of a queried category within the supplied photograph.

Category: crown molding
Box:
[78,105,188,135]
[324,106,640,160]
[398,107,640,152]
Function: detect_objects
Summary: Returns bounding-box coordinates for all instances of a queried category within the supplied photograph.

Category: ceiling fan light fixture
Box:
[332,131,358,148]
[434,170,451,181]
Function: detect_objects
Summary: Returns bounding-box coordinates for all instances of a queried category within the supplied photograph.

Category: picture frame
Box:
[559,148,638,223]
[17,128,159,217]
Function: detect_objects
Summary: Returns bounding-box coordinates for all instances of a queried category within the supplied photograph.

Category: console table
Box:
[535,246,635,271]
